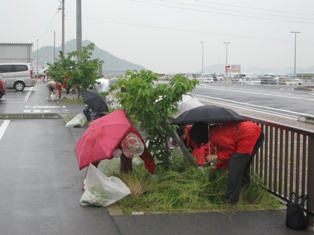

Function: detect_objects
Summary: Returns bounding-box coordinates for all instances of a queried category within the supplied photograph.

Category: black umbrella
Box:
[82,90,109,113]
[172,105,244,125]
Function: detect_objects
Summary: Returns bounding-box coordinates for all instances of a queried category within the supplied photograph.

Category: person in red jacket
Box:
[189,121,264,205]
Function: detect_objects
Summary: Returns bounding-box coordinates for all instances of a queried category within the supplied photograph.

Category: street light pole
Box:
[223,42,230,81]
[37,39,39,81]
[200,41,204,75]
[291,31,300,75]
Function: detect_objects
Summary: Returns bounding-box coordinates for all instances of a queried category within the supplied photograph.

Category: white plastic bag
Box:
[98,158,121,176]
[66,113,87,127]
[50,93,56,100]
[80,164,131,207]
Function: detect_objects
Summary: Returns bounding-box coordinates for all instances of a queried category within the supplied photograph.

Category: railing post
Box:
[308,134,314,226]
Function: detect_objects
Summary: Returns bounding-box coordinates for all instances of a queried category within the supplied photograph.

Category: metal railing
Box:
[244,115,314,226]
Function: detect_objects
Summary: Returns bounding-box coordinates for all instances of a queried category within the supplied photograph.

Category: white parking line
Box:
[0,120,10,140]
[24,87,33,102]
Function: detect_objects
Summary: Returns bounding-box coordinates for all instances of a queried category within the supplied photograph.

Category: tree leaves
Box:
[111,70,198,169]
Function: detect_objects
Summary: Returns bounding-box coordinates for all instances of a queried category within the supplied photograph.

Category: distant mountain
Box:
[33,39,145,76]
[34,39,314,76]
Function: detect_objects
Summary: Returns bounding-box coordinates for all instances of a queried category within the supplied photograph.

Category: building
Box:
[0,43,33,63]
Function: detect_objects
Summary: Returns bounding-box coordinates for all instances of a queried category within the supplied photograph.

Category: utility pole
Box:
[76,0,82,55]
[53,31,56,63]
[223,42,230,82]
[200,42,204,75]
[62,0,65,54]
[291,31,300,75]
[37,39,39,81]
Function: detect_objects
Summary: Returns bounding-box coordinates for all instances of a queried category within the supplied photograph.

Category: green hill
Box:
[34,39,145,76]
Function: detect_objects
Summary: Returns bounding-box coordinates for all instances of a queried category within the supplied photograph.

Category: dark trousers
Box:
[83,109,91,122]
[224,132,264,204]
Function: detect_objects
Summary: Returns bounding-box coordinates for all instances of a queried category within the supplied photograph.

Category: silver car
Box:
[0,63,36,91]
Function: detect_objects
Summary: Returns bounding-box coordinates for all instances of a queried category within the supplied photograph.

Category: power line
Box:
[66,15,314,46]
[130,0,314,24]
[160,0,314,21]
[194,0,314,16]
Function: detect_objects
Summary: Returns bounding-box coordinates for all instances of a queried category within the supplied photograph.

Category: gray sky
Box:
[1,0,314,74]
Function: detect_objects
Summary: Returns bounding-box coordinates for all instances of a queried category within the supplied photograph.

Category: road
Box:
[2,82,314,119]
[193,83,314,121]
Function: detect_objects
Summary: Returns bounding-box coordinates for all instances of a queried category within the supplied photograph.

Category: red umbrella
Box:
[75,109,132,170]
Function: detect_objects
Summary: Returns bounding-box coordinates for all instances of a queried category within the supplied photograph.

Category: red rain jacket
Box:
[209,121,262,170]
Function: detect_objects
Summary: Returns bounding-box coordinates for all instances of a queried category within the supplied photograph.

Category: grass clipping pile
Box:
[100,157,281,214]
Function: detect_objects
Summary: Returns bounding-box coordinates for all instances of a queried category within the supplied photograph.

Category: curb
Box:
[0,113,62,119]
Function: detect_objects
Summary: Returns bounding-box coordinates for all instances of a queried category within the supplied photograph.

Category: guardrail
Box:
[244,115,314,226]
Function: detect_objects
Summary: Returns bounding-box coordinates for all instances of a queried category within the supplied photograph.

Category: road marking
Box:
[0,120,10,140]
[25,106,61,109]
[23,105,69,113]
[198,86,314,101]
[196,94,314,120]
[24,87,33,103]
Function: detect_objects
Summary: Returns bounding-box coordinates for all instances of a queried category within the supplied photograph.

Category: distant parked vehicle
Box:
[260,75,277,85]
[197,73,214,83]
[277,77,298,85]
[231,74,246,84]
[242,76,260,85]
[0,76,6,99]
[0,63,35,91]
[281,74,302,85]
[213,74,225,82]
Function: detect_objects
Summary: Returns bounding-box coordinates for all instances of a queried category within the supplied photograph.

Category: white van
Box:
[0,63,36,91]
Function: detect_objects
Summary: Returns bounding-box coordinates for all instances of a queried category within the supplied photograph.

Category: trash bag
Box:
[80,164,131,207]
[98,158,121,176]
[50,93,56,100]
[66,113,87,127]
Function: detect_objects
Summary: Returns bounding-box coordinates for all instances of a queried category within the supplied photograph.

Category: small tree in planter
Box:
[111,70,198,170]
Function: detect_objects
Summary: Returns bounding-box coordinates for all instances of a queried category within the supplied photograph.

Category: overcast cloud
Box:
[1,0,314,74]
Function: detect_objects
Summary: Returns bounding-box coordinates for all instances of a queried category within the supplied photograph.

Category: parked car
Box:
[0,76,6,99]
[197,73,214,83]
[213,74,225,82]
[231,74,246,84]
[260,75,277,85]
[0,63,35,91]
[281,74,302,85]
[242,76,261,85]
[277,77,298,85]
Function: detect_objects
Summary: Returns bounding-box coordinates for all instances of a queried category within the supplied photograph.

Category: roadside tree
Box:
[47,43,103,97]
[47,51,74,84]
[111,70,198,170]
